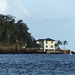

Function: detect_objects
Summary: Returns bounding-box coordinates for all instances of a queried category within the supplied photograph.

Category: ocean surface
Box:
[0,54,75,75]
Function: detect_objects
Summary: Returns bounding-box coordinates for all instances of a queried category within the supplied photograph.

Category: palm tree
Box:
[55,40,62,49]
[57,40,62,45]
[63,40,68,50]
[55,43,59,48]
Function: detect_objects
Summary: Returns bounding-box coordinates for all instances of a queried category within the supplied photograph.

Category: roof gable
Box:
[37,38,55,41]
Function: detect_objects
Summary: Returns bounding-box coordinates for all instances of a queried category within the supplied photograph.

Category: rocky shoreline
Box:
[0,48,74,54]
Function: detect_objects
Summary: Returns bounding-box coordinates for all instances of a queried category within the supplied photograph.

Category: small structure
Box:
[22,44,27,49]
[36,38,55,53]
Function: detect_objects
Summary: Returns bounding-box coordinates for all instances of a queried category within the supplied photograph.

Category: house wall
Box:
[36,41,40,44]
[36,40,55,52]
[44,40,55,52]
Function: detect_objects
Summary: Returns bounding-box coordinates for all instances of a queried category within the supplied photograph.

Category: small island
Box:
[0,14,74,54]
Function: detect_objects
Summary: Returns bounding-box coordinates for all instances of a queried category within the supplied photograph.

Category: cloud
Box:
[7,0,31,20]
[0,0,8,14]
[0,0,74,24]
[0,0,47,24]
[0,0,46,23]
[0,0,32,20]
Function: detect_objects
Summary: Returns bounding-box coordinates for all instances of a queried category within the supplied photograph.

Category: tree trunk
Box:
[64,44,65,50]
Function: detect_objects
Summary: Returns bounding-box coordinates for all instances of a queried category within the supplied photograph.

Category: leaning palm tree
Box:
[57,40,62,46]
[63,40,68,50]
[55,40,62,49]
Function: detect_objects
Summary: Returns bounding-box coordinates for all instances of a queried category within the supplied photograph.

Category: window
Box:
[50,45,53,48]
[46,45,48,48]
[51,41,53,43]
[46,41,48,44]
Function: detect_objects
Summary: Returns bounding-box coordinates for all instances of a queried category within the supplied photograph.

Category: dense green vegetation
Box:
[0,14,39,52]
[0,14,71,54]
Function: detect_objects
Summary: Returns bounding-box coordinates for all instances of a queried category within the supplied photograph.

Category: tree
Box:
[57,40,62,45]
[55,44,59,48]
[63,40,68,50]
[55,40,62,49]
[0,14,39,49]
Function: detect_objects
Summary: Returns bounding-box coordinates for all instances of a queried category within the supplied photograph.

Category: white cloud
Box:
[0,0,32,20]
[0,0,45,23]
[7,0,31,20]
[0,0,8,14]
[0,0,46,24]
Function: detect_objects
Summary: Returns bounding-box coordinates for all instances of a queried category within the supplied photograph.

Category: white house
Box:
[36,38,55,52]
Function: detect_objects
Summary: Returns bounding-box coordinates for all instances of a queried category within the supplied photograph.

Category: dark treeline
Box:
[0,14,39,53]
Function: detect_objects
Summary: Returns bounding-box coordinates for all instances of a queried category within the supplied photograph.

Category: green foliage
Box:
[0,14,38,48]
[63,40,68,45]
[55,40,62,49]
[63,40,68,49]
[55,40,68,50]
[57,40,62,45]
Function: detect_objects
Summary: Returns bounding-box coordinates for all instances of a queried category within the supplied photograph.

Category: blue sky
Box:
[0,0,75,51]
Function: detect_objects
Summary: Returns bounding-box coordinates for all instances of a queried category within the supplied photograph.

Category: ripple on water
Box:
[0,54,74,75]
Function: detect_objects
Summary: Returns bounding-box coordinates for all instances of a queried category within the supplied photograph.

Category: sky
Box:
[0,0,75,51]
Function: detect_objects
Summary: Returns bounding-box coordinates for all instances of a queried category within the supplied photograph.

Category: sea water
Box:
[0,54,74,75]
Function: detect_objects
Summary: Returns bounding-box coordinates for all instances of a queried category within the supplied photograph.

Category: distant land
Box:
[0,14,74,54]
[0,14,39,54]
